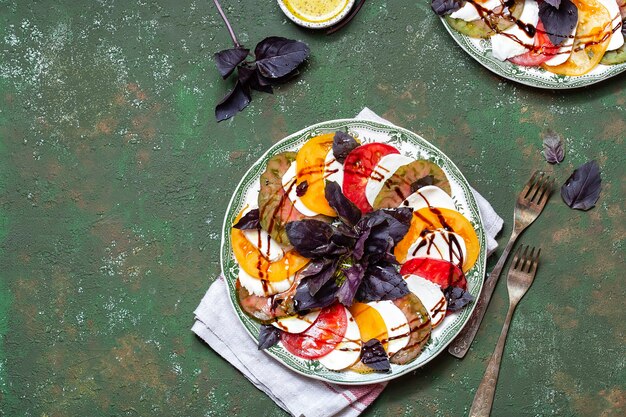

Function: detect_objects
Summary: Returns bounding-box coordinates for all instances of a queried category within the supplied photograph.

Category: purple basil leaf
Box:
[325,181,362,227]
[542,131,565,164]
[332,131,359,164]
[378,208,413,243]
[214,47,249,79]
[356,264,409,302]
[296,180,308,197]
[286,220,334,258]
[215,81,251,122]
[360,339,391,372]
[300,259,338,295]
[254,37,310,79]
[258,324,281,350]
[311,241,350,257]
[431,0,463,16]
[239,66,273,94]
[560,160,602,211]
[330,229,357,251]
[294,278,339,313]
[444,286,475,311]
[337,264,365,307]
[543,0,561,8]
[539,0,578,46]
[410,175,435,193]
[353,224,370,261]
[233,208,260,230]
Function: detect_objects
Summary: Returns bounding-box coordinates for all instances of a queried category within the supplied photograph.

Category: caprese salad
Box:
[230,131,480,373]
[432,0,626,76]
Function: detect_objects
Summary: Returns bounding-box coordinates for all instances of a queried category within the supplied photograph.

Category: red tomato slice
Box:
[280,303,348,360]
[342,143,399,213]
[509,21,557,67]
[400,257,467,291]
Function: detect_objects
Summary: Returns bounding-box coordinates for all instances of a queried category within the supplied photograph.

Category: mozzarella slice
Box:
[450,0,504,22]
[365,154,414,207]
[404,274,448,328]
[318,307,362,371]
[238,268,294,296]
[282,162,320,217]
[367,301,410,355]
[242,228,285,262]
[272,310,320,334]
[405,229,468,268]
[324,149,344,188]
[491,0,539,61]
[544,25,577,67]
[598,0,625,51]
[402,185,456,212]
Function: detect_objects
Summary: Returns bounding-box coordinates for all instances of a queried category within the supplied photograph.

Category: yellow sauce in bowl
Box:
[283,0,351,23]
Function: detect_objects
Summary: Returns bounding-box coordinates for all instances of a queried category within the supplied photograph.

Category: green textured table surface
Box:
[1,1,624,416]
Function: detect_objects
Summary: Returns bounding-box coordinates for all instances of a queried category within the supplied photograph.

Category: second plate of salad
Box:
[433,0,626,88]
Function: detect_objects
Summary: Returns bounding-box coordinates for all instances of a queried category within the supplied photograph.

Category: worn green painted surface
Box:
[0,0,624,416]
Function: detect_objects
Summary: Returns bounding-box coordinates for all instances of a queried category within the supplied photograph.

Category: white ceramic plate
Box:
[220,119,487,384]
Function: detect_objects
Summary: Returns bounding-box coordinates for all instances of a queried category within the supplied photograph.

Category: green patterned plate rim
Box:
[440,17,626,89]
[220,119,487,384]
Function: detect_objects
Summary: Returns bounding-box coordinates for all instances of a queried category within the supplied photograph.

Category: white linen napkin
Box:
[192,109,504,417]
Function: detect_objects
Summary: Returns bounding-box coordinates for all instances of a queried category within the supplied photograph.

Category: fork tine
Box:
[525,247,535,272]
[536,178,553,206]
[520,245,530,271]
[529,172,545,202]
[521,171,539,198]
[529,248,541,275]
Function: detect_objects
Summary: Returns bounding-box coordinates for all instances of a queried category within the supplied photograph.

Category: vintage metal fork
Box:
[449,171,553,358]
[469,245,541,417]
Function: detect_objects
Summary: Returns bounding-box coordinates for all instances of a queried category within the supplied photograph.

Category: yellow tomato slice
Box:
[544,0,612,76]
[395,207,480,272]
[348,303,389,349]
[296,133,337,217]
[231,227,309,281]
[231,210,309,281]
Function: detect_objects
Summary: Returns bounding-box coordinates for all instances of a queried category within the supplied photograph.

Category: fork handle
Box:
[448,231,518,358]
[469,305,515,417]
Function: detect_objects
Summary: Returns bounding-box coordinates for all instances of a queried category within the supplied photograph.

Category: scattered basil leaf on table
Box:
[542,131,565,164]
[561,160,602,210]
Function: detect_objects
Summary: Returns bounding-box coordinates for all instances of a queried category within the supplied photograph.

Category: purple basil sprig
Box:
[212,0,310,122]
